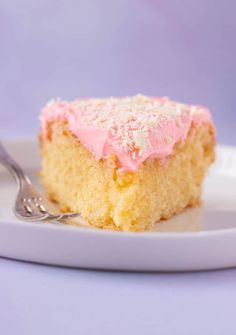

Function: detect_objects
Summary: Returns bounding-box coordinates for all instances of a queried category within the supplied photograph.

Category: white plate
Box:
[1,138,236,271]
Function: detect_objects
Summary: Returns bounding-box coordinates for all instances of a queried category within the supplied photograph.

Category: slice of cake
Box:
[39,94,215,231]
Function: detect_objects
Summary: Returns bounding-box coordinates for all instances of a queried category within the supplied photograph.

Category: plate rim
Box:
[2,217,236,240]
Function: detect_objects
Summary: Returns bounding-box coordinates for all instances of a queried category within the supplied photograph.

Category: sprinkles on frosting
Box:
[41,94,212,172]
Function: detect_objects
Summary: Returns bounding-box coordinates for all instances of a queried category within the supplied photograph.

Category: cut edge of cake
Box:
[39,118,215,232]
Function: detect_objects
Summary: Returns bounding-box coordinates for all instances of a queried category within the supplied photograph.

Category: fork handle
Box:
[0,142,31,186]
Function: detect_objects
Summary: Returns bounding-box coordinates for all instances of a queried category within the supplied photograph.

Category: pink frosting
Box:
[40,95,213,172]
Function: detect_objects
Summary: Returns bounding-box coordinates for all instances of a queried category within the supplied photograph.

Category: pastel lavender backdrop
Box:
[0,0,235,143]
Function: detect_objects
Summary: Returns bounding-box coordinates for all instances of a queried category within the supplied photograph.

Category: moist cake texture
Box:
[39,94,215,231]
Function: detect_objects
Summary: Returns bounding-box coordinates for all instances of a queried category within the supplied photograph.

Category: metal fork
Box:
[0,142,80,222]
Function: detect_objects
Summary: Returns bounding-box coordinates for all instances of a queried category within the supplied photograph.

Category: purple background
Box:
[0,0,236,143]
[1,258,236,335]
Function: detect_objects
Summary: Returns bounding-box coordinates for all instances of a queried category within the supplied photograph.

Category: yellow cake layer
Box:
[39,122,215,231]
